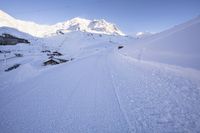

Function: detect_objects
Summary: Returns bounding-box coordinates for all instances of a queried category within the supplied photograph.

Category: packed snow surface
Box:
[0,11,200,133]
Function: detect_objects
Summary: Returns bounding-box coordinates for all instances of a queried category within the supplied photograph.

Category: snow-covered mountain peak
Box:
[54,17,91,32]
[69,17,90,23]
[88,19,124,35]
[135,31,153,38]
[0,10,9,17]
[0,10,125,37]
[0,10,13,19]
[54,17,125,36]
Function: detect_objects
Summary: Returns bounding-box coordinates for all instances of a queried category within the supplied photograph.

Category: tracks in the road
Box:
[0,47,136,132]
[104,51,134,132]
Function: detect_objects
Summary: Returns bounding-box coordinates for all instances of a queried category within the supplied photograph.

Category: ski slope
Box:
[0,43,200,132]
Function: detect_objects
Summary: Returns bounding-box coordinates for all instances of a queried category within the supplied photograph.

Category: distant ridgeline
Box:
[0,33,30,45]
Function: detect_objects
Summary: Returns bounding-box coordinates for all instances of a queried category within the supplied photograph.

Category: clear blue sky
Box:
[0,0,200,34]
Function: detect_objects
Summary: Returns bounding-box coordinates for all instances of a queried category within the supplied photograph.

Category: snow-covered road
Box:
[0,47,200,133]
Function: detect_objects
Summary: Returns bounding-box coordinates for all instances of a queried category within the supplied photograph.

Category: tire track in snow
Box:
[104,49,134,133]
[89,50,129,132]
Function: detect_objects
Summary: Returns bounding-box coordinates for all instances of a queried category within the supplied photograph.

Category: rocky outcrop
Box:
[0,33,30,45]
[5,64,20,72]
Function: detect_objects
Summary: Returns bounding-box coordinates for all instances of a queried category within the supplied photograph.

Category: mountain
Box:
[53,17,125,36]
[0,10,125,37]
[0,10,52,38]
[135,31,153,38]
[0,27,34,39]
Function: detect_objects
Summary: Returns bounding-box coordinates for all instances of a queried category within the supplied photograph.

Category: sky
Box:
[0,0,200,34]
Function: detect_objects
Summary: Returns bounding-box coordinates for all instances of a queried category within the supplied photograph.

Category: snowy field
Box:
[0,10,200,133]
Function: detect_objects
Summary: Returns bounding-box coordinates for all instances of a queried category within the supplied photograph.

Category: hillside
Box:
[122,16,200,70]
[0,11,200,133]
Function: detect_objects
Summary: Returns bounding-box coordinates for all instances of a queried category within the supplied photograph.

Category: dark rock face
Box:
[5,64,21,72]
[56,30,64,35]
[43,59,59,66]
[15,53,23,57]
[0,50,11,53]
[118,46,124,49]
[0,33,30,45]
[41,50,51,53]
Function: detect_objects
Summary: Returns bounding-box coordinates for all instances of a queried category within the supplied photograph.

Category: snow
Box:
[123,16,200,70]
[0,10,200,133]
[0,43,200,132]
[0,27,34,40]
[135,31,153,38]
[0,10,52,38]
[0,10,125,37]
